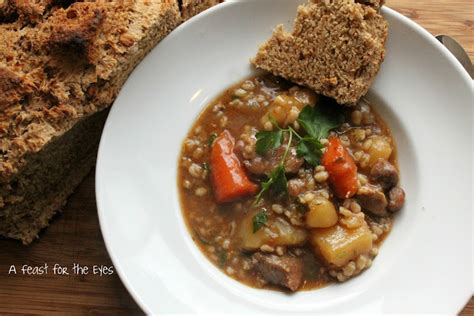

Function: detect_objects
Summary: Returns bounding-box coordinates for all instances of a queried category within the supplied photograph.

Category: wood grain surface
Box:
[0,1,472,314]
[386,0,473,59]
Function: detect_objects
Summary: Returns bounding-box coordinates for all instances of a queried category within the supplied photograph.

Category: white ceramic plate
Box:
[96,0,473,314]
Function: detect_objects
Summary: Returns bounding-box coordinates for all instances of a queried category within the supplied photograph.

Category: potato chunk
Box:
[289,86,318,106]
[261,95,306,128]
[272,217,307,246]
[239,213,269,250]
[367,136,392,167]
[239,211,307,250]
[310,222,372,268]
[306,197,338,228]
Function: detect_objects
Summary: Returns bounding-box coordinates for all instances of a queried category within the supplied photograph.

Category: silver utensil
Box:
[436,35,474,79]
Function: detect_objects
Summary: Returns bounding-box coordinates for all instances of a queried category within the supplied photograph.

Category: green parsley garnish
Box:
[208,133,218,147]
[217,250,228,267]
[296,136,324,166]
[253,102,343,202]
[194,230,211,245]
[297,103,344,139]
[255,129,283,156]
[252,210,268,233]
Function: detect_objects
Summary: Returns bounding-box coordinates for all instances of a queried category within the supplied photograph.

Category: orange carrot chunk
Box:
[210,130,259,203]
[321,136,358,199]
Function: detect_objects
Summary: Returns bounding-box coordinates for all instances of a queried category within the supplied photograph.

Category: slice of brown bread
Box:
[180,0,222,20]
[0,0,183,244]
[252,0,388,105]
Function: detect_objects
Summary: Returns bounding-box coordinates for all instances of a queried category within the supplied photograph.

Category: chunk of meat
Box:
[388,186,405,212]
[244,145,303,176]
[252,252,303,291]
[356,185,388,216]
[369,158,399,190]
[287,178,306,197]
[284,148,304,172]
[243,156,267,175]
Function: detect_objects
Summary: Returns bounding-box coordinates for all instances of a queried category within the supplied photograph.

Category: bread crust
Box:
[0,0,222,243]
[0,0,181,182]
[0,0,182,243]
[356,0,385,10]
[181,0,222,20]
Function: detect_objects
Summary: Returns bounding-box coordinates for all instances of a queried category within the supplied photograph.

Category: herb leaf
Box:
[269,165,287,195]
[254,162,288,204]
[217,250,228,267]
[255,130,283,156]
[194,230,211,245]
[208,133,218,147]
[296,137,324,166]
[254,176,272,204]
[297,104,344,140]
[252,210,268,233]
[253,100,344,204]
[254,125,291,204]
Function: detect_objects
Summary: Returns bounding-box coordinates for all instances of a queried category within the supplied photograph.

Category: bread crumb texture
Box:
[181,0,223,20]
[0,0,184,243]
[252,0,388,105]
[0,0,182,180]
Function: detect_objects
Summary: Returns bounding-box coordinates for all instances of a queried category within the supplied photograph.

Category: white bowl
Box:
[96,0,473,314]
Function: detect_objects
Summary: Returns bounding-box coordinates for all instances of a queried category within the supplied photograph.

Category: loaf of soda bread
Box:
[0,0,219,244]
[252,0,388,105]
[356,0,385,10]
[180,0,223,20]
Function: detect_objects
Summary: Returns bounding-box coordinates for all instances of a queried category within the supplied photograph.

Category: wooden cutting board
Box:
[0,1,472,314]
